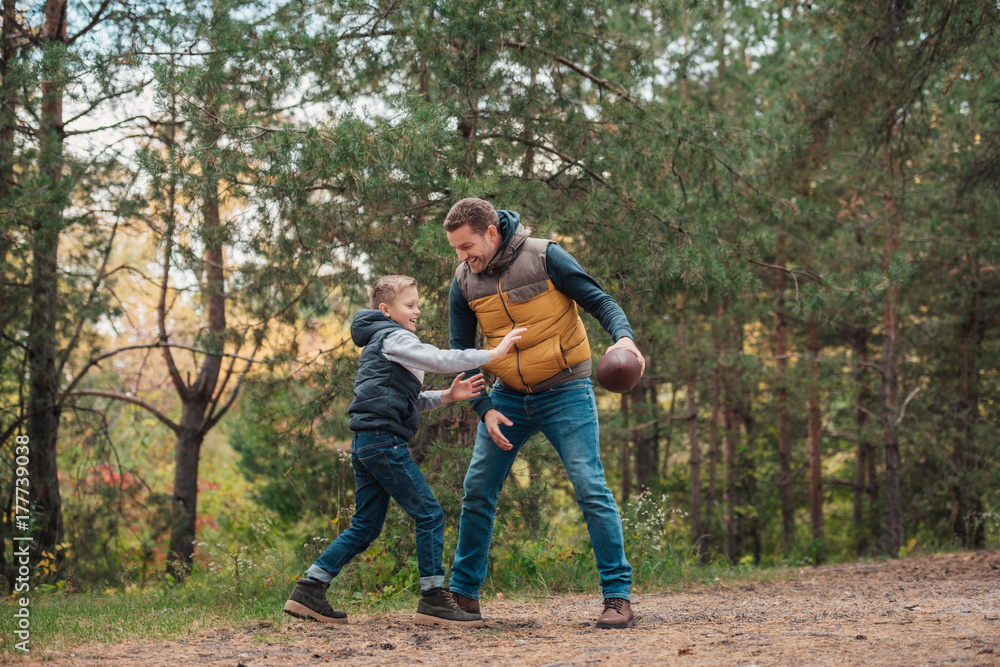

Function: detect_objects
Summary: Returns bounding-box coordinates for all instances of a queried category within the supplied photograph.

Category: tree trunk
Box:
[953,251,983,548]
[687,368,704,560]
[880,181,903,558]
[851,320,873,556]
[26,0,68,570]
[167,404,207,580]
[0,0,17,253]
[630,378,655,492]
[165,107,226,579]
[620,393,630,505]
[716,0,726,84]
[662,384,676,474]
[722,391,738,562]
[650,379,661,478]
[773,238,794,551]
[521,67,536,179]
[735,325,761,563]
[681,5,689,104]
[807,318,825,561]
[722,320,741,562]
[0,0,19,455]
[678,295,705,560]
[459,94,477,178]
[706,302,724,550]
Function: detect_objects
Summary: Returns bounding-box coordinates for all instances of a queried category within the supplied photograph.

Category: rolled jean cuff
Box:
[601,587,631,602]
[304,564,333,583]
[420,575,445,592]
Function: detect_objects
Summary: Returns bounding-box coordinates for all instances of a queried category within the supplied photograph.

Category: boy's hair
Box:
[443,197,499,235]
[369,274,418,309]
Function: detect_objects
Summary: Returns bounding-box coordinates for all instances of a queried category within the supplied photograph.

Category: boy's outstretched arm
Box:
[382,329,490,373]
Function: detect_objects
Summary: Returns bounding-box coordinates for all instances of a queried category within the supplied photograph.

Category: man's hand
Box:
[483,409,514,451]
[606,337,646,376]
[442,372,486,404]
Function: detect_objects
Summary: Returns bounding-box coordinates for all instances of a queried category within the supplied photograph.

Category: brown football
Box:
[595,348,641,393]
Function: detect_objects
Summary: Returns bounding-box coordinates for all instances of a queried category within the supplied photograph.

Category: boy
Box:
[283,275,525,628]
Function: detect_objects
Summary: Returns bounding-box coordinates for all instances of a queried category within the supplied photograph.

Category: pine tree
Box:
[1,0,149,585]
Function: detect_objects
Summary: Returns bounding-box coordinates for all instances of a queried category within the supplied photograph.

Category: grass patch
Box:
[0,572,285,659]
[0,556,433,662]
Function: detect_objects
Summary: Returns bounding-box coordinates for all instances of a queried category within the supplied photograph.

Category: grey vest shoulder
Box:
[456,237,552,304]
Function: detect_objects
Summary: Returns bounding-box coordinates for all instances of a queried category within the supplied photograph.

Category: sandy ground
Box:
[21,550,1000,666]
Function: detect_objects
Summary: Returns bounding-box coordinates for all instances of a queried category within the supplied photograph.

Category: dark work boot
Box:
[449,590,480,614]
[596,598,635,629]
[414,587,483,628]
[283,578,348,624]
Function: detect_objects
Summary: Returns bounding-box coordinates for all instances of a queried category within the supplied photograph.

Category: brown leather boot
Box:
[449,590,480,614]
[596,598,635,629]
[414,588,483,628]
[283,578,348,624]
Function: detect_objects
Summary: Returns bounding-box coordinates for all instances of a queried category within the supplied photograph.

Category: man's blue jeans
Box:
[449,377,632,601]
[306,430,446,591]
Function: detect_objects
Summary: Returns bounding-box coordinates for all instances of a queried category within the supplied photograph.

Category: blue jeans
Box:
[306,430,445,591]
[449,377,632,601]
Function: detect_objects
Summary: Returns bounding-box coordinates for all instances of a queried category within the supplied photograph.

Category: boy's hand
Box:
[488,327,527,363]
[442,372,486,404]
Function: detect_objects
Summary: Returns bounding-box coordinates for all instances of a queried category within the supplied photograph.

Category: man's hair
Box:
[369,274,418,309]
[443,197,499,235]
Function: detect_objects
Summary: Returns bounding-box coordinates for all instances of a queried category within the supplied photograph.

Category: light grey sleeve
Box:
[415,390,444,413]
[382,330,491,373]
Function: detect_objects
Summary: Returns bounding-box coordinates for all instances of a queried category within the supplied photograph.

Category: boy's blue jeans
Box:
[306,430,445,591]
[448,377,632,601]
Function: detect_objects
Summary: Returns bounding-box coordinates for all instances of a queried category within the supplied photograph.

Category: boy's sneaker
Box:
[414,587,484,628]
[283,577,348,624]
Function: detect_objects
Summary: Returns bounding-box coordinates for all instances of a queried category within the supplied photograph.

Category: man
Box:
[443,197,646,629]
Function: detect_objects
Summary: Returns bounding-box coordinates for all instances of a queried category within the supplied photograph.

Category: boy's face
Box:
[379,285,420,332]
[446,224,501,274]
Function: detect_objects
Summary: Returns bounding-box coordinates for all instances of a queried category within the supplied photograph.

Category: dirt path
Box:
[25,550,1000,666]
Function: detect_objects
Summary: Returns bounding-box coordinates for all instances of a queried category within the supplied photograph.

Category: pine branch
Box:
[64,115,147,137]
[478,132,609,186]
[57,216,121,379]
[204,337,265,432]
[501,40,639,108]
[895,386,922,427]
[68,0,113,45]
[64,81,152,126]
[69,389,179,432]
[60,342,265,408]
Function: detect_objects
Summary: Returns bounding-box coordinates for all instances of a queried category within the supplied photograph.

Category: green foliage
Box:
[229,368,356,522]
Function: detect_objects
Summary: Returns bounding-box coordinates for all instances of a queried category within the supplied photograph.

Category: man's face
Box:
[447,224,501,274]
[379,285,420,332]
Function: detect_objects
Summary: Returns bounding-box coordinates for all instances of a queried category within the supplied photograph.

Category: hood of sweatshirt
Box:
[485,209,529,275]
[351,309,402,347]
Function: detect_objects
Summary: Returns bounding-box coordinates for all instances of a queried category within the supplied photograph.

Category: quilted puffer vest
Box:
[455,229,591,393]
